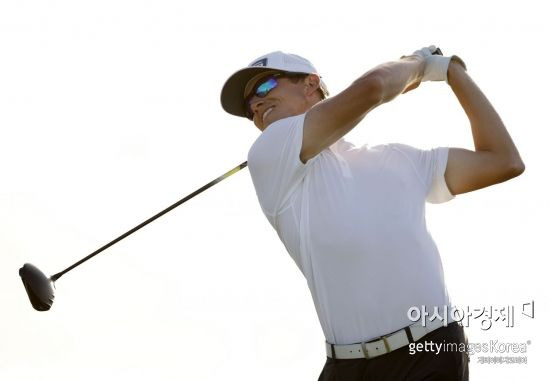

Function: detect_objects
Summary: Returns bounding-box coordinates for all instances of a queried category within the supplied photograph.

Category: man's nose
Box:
[249,97,264,116]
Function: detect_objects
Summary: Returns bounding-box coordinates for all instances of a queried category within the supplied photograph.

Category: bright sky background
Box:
[1,1,547,380]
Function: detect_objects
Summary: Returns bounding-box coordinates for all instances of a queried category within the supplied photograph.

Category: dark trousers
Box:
[318,322,469,381]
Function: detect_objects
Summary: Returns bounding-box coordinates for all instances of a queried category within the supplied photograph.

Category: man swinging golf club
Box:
[220,46,524,380]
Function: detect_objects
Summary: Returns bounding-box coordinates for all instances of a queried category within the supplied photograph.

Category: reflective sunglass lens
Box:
[244,75,281,119]
[256,78,278,97]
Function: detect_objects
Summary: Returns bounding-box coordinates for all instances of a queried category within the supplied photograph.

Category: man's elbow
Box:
[504,157,526,179]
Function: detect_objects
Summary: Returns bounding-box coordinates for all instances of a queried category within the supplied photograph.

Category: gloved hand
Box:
[409,45,467,83]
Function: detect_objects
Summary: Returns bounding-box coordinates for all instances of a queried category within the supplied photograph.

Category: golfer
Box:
[220,46,524,380]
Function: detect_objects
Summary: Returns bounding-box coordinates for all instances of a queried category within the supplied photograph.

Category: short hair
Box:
[285,73,328,100]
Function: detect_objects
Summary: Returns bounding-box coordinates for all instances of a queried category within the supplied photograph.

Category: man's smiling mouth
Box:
[262,107,274,122]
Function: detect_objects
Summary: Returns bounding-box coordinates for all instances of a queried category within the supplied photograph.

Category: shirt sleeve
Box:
[389,143,455,204]
[247,114,311,216]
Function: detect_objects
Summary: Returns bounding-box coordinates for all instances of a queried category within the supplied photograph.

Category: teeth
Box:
[262,107,274,122]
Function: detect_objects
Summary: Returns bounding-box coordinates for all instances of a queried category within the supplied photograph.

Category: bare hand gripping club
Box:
[19,161,248,311]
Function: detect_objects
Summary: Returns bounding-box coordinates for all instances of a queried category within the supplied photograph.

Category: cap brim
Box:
[220,67,282,118]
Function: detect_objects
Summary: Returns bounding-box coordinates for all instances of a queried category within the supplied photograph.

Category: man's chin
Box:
[262,115,279,130]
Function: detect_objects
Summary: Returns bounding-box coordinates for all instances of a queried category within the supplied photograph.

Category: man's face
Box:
[245,74,309,131]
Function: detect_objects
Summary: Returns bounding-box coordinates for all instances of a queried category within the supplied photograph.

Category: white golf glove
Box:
[411,45,466,83]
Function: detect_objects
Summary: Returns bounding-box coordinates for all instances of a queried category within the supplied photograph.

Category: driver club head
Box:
[19,263,55,311]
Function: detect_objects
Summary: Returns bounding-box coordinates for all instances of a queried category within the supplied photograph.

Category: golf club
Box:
[19,161,248,311]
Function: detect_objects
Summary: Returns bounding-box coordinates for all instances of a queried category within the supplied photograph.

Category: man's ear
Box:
[304,74,321,97]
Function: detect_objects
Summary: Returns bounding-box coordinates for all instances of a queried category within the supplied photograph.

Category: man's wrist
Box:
[450,55,467,70]
[447,58,467,87]
[406,55,427,83]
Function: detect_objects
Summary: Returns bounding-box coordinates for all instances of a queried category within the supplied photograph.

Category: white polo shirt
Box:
[247,113,456,345]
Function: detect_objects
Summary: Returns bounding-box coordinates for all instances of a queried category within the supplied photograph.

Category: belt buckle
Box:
[360,341,370,359]
[382,335,391,352]
[360,335,391,359]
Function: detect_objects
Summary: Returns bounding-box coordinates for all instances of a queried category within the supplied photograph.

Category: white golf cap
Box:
[220,51,329,118]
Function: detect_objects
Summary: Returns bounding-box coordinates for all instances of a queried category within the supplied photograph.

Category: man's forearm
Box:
[310,58,423,135]
[447,59,524,167]
[363,57,424,103]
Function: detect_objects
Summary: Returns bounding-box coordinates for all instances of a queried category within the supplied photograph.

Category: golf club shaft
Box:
[50,161,248,282]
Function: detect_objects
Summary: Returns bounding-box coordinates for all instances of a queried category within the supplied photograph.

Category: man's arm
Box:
[300,56,427,163]
[444,59,525,195]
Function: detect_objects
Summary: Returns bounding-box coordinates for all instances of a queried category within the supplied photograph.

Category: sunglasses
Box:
[245,74,283,120]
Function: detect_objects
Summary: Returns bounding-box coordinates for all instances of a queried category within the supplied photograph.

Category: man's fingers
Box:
[401,45,465,83]
[407,45,442,59]
[403,80,421,94]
